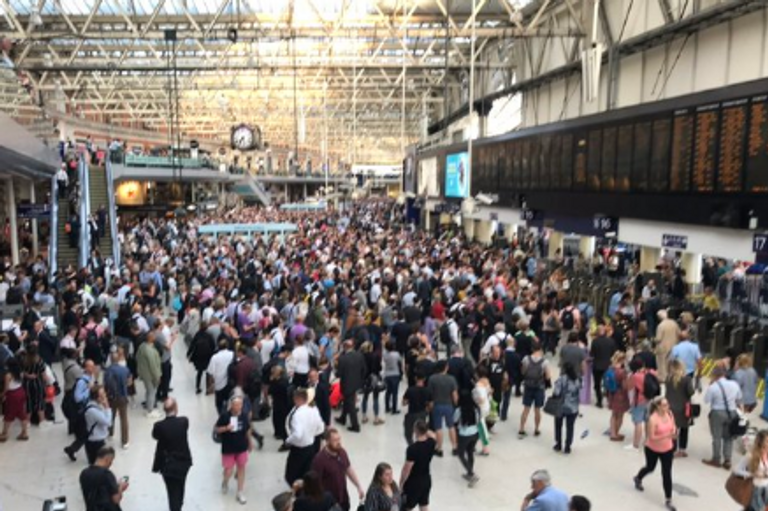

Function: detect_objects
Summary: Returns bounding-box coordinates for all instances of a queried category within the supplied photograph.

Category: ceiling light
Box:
[29,9,43,27]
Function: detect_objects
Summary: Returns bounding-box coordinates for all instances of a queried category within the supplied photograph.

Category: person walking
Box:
[215,395,254,505]
[454,391,480,487]
[64,359,99,461]
[136,332,163,418]
[311,428,366,511]
[665,359,694,458]
[382,340,402,415]
[79,446,129,511]
[427,360,458,457]
[733,353,760,413]
[402,374,430,445]
[732,429,768,511]
[552,362,582,455]
[152,398,192,511]
[293,471,337,511]
[336,340,366,433]
[400,420,436,511]
[104,351,131,450]
[84,385,113,465]
[187,322,215,395]
[0,357,29,441]
[365,462,401,511]
[208,339,235,413]
[361,341,384,425]
[519,342,550,438]
[589,325,616,408]
[702,364,742,470]
[655,310,680,382]
[625,357,657,452]
[633,396,678,511]
[607,352,630,442]
[285,388,325,487]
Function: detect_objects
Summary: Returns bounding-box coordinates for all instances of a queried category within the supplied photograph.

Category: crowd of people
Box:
[0,198,764,511]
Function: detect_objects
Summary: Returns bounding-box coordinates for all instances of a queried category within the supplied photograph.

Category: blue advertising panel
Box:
[445,152,470,198]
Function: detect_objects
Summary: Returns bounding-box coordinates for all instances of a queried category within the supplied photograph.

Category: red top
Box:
[431,302,445,321]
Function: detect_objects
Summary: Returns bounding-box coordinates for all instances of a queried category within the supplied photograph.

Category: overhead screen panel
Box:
[418,157,439,197]
[719,100,747,192]
[693,105,719,192]
[747,96,768,192]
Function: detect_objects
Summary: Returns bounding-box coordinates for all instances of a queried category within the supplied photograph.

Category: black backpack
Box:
[643,372,661,400]
[561,308,575,331]
[83,327,103,363]
[439,320,453,345]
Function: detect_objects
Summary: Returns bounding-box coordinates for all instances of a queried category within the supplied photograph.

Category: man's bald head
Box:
[163,398,178,416]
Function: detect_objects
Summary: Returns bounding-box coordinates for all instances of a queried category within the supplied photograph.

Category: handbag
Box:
[543,394,564,417]
[724,474,753,507]
[718,382,749,438]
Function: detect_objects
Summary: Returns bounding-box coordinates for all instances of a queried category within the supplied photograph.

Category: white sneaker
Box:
[623,444,639,452]
[236,492,247,505]
[122,443,130,450]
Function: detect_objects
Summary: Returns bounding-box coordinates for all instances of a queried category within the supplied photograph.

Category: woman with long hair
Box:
[734,353,760,413]
[361,341,384,425]
[607,351,630,442]
[472,365,492,456]
[553,362,582,454]
[294,471,336,511]
[365,462,401,511]
[454,391,480,487]
[733,429,768,511]
[0,357,29,441]
[22,344,48,427]
[665,359,694,458]
[269,365,291,448]
[633,396,678,511]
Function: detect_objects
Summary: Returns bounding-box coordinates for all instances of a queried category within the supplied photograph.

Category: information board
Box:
[650,118,671,192]
[445,152,470,198]
[530,138,540,189]
[693,105,719,192]
[561,134,573,189]
[632,121,651,191]
[512,140,522,190]
[587,130,602,190]
[521,140,531,189]
[540,135,551,189]
[718,100,747,192]
[616,125,632,191]
[670,111,693,192]
[574,134,588,189]
[601,127,617,191]
[746,96,768,192]
[550,135,562,189]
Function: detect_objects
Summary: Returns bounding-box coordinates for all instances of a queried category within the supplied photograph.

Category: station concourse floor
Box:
[0,341,742,511]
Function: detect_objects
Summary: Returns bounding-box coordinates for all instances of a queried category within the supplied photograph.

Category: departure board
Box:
[512,141,522,190]
[601,127,617,191]
[587,130,602,190]
[747,96,768,192]
[616,125,632,191]
[550,135,562,189]
[693,105,719,192]
[530,138,540,189]
[670,111,693,191]
[561,133,574,189]
[521,140,530,189]
[650,118,671,192]
[574,134,587,189]
[632,121,651,191]
[540,135,551,188]
[718,100,747,192]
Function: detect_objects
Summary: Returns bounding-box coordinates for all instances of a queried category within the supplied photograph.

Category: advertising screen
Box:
[445,152,470,198]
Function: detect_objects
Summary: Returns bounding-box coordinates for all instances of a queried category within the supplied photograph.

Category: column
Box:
[548,231,564,259]
[29,180,38,257]
[579,236,596,259]
[284,185,289,202]
[6,178,18,266]
[462,217,476,241]
[681,252,703,285]
[639,246,661,273]
[475,220,493,246]
[303,183,308,200]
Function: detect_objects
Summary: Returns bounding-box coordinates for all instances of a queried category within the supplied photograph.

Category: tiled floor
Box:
[0,342,743,511]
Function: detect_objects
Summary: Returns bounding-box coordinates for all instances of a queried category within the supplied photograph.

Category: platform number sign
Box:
[521,209,537,221]
[661,234,688,250]
[592,216,617,235]
[754,233,768,253]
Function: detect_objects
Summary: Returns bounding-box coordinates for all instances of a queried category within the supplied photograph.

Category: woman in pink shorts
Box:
[215,395,254,505]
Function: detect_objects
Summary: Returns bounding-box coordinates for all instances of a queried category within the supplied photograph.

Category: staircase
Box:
[232,173,272,206]
[87,165,113,257]
[56,195,78,269]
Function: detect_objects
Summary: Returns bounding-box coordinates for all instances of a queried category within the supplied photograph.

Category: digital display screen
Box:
[530,138,540,189]
[747,96,768,192]
[445,152,470,198]
[650,118,671,192]
[587,130,602,190]
[670,111,693,192]
[550,135,562,189]
[574,134,587,189]
[540,135,551,189]
[601,127,617,191]
[632,121,651,191]
[561,134,573,189]
[521,140,531,189]
[616,125,632,191]
[693,106,719,192]
[718,101,747,192]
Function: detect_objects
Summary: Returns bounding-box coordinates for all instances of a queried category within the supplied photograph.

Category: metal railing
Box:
[48,174,58,282]
[78,155,90,268]
[105,155,121,267]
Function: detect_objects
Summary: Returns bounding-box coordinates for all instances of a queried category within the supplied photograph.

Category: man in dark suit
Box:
[309,367,331,427]
[335,340,366,432]
[152,398,193,511]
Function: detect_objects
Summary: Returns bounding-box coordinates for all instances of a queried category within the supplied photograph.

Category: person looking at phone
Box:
[79,446,129,511]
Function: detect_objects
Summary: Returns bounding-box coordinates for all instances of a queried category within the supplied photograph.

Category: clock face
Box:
[232,126,254,150]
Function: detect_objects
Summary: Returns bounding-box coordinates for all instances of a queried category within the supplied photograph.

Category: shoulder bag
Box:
[718,381,748,438]
[543,377,564,418]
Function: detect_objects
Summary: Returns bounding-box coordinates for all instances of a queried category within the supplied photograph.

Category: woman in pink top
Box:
[633,396,678,511]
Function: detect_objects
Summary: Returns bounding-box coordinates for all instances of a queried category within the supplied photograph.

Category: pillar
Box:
[284,185,289,202]
[548,231,564,259]
[303,183,308,200]
[681,252,703,285]
[6,178,18,266]
[639,246,661,273]
[29,180,38,257]
[579,236,596,259]
[475,220,493,246]
[463,217,476,241]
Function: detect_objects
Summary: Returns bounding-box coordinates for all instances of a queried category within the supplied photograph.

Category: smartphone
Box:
[122,476,129,483]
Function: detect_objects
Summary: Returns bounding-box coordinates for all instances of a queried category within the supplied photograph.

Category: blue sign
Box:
[445,152,469,198]
[661,234,688,250]
[521,209,538,221]
[592,216,618,236]
[754,233,768,253]
[17,203,50,219]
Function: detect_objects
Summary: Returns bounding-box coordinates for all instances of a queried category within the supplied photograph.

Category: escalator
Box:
[55,193,78,270]
[232,172,272,206]
[87,164,113,257]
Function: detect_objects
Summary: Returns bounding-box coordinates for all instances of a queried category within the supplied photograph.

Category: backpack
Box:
[83,327,102,363]
[561,308,575,331]
[439,320,453,345]
[523,357,545,389]
[103,368,120,401]
[603,367,619,394]
[643,371,661,400]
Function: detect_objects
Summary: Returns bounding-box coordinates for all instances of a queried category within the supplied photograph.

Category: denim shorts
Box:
[630,404,647,424]
[431,404,454,429]
[522,387,545,408]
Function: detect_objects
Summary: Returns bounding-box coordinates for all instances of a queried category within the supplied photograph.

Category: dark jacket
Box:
[152,416,193,476]
[187,330,215,371]
[312,372,332,426]
[337,349,366,395]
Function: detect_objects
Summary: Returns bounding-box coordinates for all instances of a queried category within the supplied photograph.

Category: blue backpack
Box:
[603,367,619,393]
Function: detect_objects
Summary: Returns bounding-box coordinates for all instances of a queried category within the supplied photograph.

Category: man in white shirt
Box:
[56,164,69,198]
[290,338,311,388]
[284,388,325,486]
[481,323,511,360]
[207,339,235,413]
